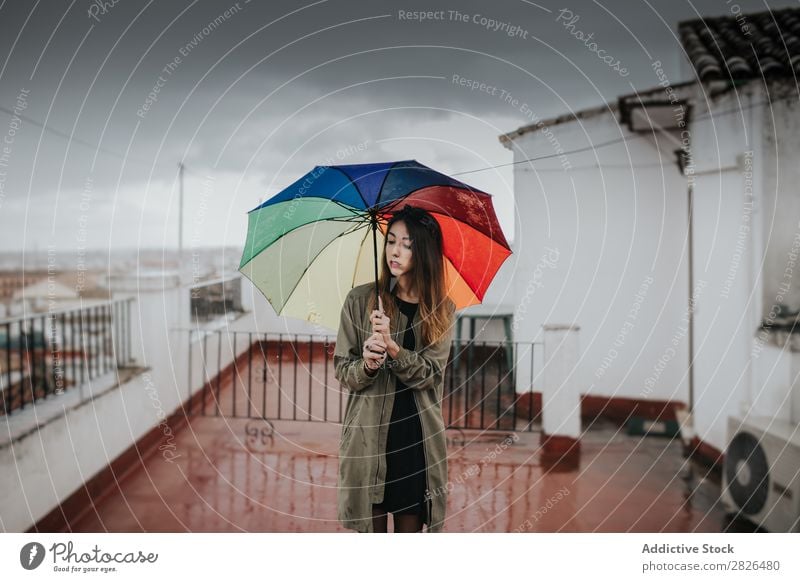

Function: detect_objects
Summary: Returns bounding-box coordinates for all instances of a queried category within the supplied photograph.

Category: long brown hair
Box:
[367,204,452,345]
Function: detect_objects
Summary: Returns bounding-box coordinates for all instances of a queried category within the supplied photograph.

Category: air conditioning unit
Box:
[721,415,800,532]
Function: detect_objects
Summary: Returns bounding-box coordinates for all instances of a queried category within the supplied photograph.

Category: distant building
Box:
[0,269,49,301]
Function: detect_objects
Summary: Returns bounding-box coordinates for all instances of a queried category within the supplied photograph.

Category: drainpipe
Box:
[688,179,695,415]
[676,148,694,414]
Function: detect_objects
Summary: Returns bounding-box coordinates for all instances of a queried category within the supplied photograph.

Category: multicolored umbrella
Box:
[238,159,511,331]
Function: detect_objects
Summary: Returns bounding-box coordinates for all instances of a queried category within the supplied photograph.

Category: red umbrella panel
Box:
[376,182,511,309]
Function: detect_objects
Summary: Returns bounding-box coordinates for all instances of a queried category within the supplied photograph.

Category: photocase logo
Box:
[19,542,46,570]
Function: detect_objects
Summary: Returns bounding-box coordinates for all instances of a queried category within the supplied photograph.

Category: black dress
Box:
[381,295,428,519]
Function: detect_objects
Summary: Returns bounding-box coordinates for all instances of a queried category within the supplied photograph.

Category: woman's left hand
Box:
[371,296,398,357]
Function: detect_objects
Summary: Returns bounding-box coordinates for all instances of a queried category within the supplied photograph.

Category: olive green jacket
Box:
[334,280,456,533]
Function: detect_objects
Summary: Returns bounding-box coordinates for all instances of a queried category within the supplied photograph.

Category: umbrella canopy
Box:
[239,159,511,331]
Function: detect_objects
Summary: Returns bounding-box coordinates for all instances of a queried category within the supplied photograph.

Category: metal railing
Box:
[186,330,542,432]
[0,298,135,415]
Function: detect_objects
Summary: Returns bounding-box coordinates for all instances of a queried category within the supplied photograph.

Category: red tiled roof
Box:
[679,7,800,82]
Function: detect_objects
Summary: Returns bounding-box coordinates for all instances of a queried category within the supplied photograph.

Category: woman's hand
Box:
[371,295,400,358]
[362,332,387,372]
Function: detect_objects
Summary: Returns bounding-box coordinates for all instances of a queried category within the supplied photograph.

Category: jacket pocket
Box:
[341,397,363,445]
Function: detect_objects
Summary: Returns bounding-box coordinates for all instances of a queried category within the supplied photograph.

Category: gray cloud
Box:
[1,0,795,251]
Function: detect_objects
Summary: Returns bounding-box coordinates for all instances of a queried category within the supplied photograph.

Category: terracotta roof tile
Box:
[679,7,800,82]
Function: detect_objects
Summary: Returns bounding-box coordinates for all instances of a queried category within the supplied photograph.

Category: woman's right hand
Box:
[362,332,387,371]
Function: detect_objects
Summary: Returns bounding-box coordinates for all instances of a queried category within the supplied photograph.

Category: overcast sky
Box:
[0,0,794,255]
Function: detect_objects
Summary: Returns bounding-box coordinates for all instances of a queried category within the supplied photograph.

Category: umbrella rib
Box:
[426,209,512,251]
[351,224,372,288]
[380,186,510,247]
[373,184,494,219]
[326,216,368,223]
[323,197,367,216]
[374,160,401,208]
[329,166,370,209]
[278,221,373,314]
[240,206,370,272]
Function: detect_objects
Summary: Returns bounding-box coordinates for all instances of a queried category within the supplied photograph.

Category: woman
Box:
[334,204,456,533]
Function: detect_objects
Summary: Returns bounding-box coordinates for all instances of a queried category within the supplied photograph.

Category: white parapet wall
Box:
[0,272,324,532]
[542,324,582,440]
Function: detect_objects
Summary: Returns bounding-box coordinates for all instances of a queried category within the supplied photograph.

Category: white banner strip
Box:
[2,533,797,581]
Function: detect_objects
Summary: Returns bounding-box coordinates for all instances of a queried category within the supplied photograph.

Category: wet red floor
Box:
[71,414,731,532]
[63,344,740,532]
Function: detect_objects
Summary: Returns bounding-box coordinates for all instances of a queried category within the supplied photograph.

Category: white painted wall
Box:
[542,325,581,440]
[760,83,800,315]
[0,273,298,532]
[684,80,800,452]
[0,372,175,532]
[748,87,800,428]
[502,81,800,453]
[503,110,690,405]
[690,166,757,450]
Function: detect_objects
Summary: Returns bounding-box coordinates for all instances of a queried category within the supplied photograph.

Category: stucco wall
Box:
[504,109,690,404]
